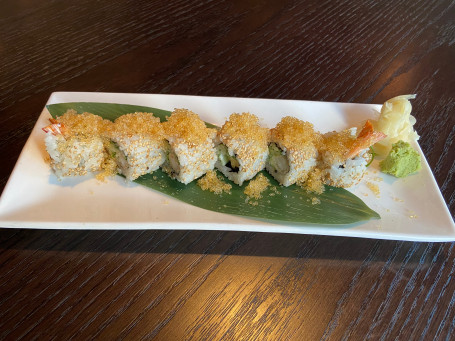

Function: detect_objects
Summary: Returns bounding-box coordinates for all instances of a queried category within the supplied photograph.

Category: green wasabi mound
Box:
[380,140,421,177]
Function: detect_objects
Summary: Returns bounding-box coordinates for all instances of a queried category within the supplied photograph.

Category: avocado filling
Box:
[217,144,240,172]
[163,140,180,176]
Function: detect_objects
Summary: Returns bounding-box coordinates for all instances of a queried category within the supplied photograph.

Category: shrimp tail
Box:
[345,120,386,159]
[42,118,66,135]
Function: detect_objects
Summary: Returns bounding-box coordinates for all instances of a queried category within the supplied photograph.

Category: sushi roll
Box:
[42,110,109,179]
[106,112,166,181]
[266,116,321,186]
[215,113,269,186]
[320,120,386,187]
[161,108,217,184]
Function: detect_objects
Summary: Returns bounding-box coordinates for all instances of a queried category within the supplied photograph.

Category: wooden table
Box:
[1,0,454,339]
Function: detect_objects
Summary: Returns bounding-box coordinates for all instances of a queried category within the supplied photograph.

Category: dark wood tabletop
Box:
[1,0,454,339]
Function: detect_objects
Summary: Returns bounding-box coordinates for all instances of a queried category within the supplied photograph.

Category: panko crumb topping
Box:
[112,112,163,137]
[163,108,216,145]
[321,129,357,162]
[96,157,117,182]
[271,116,321,150]
[298,167,325,194]
[218,113,269,145]
[197,170,232,194]
[244,173,270,199]
[55,110,110,137]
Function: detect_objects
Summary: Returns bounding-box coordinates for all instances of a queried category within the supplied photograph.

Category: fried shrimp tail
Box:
[345,120,386,159]
[42,118,65,136]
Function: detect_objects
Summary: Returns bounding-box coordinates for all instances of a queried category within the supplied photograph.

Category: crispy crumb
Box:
[197,170,232,194]
[298,167,325,194]
[111,112,163,137]
[244,173,270,199]
[366,181,380,197]
[271,116,321,150]
[270,186,281,195]
[218,113,269,146]
[408,210,418,219]
[321,128,357,162]
[96,157,117,182]
[53,110,110,138]
[311,197,321,205]
[163,108,216,145]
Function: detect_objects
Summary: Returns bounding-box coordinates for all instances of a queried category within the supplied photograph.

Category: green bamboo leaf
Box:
[46,102,380,224]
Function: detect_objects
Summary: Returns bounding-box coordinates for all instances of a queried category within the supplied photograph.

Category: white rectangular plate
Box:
[0,92,453,241]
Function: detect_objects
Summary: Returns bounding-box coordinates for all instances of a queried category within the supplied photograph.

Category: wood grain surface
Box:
[0,0,454,339]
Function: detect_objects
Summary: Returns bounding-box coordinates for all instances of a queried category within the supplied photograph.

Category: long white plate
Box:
[0,92,453,241]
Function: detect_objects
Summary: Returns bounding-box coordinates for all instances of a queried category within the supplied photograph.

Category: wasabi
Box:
[380,140,421,177]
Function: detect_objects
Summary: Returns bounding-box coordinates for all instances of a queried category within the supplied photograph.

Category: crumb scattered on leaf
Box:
[244,173,270,199]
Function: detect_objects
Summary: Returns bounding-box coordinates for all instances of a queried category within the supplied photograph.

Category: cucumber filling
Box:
[107,141,128,174]
[268,143,289,174]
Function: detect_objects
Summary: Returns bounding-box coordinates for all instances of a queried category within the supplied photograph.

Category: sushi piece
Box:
[215,113,269,186]
[106,112,166,181]
[266,116,321,186]
[42,110,109,179]
[161,108,217,184]
[320,120,386,187]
